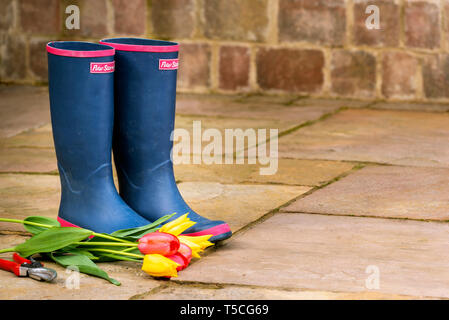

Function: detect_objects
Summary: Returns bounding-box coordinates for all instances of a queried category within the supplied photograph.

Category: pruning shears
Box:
[0,253,57,282]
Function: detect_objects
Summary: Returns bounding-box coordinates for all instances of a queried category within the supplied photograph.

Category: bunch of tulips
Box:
[0,214,214,284]
[139,214,213,277]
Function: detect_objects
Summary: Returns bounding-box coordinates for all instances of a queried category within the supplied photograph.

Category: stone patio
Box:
[1,85,448,299]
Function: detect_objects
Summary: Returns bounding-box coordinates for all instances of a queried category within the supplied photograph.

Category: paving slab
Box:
[176,213,449,299]
[174,115,284,157]
[282,165,449,221]
[177,182,310,232]
[0,124,53,149]
[278,109,449,167]
[175,159,355,186]
[176,94,340,123]
[2,115,288,158]
[0,148,57,173]
[0,174,60,232]
[0,174,309,234]
[143,283,422,300]
[174,106,342,158]
[0,234,161,300]
[0,85,50,138]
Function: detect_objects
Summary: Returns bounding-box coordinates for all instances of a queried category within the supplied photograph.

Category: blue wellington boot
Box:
[47,41,150,233]
[100,38,232,242]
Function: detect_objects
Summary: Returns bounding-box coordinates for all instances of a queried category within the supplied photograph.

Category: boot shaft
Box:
[46,41,150,233]
[100,38,179,182]
[47,41,116,185]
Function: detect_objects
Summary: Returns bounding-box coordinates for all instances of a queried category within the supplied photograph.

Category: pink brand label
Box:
[159,59,179,70]
[90,61,115,73]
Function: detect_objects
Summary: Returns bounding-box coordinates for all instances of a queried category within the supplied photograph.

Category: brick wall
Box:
[1,0,449,102]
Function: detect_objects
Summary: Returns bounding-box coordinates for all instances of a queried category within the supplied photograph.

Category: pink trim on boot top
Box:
[47,42,115,58]
[57,217,94,238]
[182,223,231,237]
[57,217,81,228]
[99,41,179,53]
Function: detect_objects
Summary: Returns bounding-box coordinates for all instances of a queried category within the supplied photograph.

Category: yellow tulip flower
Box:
[141,254,180,278]
[178,235,214,259]
[159,213,195,236]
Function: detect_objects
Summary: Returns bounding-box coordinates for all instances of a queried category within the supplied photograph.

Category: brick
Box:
[19,0,60,34]
[1,34,27,80]
[256,48,324,93]
[151,0,194,38]
[203,0,269,42]
[0,0,14,31]
[422,54,449,99]
[443,2,449,50]
[62,0,108,37]
[331,50,376,98]
[404,1,440,49]
[177,43,211,89]
[29,39,49,81]
[381,51,418,99]
[112,0,146,35]
[353,0,400,47]
[279,0,346,46]
[219,46,250,91]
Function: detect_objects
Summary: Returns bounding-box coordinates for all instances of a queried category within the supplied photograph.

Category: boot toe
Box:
[182,220,232,243]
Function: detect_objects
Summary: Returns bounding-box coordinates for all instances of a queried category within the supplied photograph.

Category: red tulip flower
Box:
[166,252,189,271]
[178,243,193,264]
[138,232,180,256]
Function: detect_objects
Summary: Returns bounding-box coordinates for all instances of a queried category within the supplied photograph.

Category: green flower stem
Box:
[99,253,141,262]
[0,218,52,229]
[88,248,144,259]
[0,218,135,244]
[74,242,138,247]
[91,233,135,244]
[0,247,15,254]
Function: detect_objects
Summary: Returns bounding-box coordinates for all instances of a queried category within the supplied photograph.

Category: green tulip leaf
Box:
[95,252,141,263]
[62,248,98,260]
[110,213,175,239]
[50,253,120,286]
[14,227,93,257]
[23,216,60,234]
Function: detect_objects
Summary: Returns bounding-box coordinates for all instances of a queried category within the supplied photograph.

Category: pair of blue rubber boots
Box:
[46,38,232,242]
